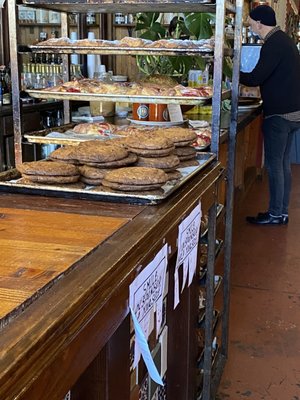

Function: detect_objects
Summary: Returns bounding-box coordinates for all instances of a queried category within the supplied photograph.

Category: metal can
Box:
[132,103,149,121]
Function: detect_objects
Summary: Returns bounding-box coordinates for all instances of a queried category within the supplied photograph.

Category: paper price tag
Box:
[167,104,183,122]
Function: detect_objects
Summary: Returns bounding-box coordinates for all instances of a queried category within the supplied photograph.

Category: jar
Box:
[115,13,125,24]
[132,103,149,121]
[36,9,49,23]
[149,104,169,121]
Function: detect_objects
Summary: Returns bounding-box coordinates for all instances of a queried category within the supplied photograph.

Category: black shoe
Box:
[246,212,283,225]
[282,215,289,225]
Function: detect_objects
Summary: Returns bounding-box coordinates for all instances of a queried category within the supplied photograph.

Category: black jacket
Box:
[240,30,300,116]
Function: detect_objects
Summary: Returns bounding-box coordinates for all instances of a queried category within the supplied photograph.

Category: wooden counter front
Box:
[0,161,223,400]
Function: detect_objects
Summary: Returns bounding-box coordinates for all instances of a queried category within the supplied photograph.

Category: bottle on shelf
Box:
[90,65,115,117]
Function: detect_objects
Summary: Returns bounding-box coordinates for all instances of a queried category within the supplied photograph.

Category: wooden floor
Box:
[217,165,300,399]
[0,205,130,326]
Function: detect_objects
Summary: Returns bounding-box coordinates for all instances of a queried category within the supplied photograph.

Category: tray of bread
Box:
[30,37,215,55]
[0,129,215,205]
[26,78,214,105]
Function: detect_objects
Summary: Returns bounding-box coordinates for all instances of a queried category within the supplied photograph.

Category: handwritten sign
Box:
[129,244,168,365]
[174,203,202,309]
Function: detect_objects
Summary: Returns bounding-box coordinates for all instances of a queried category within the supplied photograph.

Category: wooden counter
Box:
[0,160,223,400]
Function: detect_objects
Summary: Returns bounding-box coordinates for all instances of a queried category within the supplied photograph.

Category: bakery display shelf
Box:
[23,126,119,146]
[200,203,224,238]
[198,308,221,330]
[29,45,219,56]
[197,336,219,371]
[26,90,214,105]
[24,123,78,145]
[21,1,236,14]
[0,152,216,205]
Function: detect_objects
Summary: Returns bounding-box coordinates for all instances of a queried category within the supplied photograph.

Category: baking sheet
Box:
[29,45,214,55]
[26,90,212,105]
[0,152,216,205]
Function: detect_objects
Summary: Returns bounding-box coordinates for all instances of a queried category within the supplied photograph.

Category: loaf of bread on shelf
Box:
[118,37,150,47]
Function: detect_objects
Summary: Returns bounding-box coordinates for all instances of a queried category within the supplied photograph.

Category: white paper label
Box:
[174,203,202,309]
[167,104,183,122]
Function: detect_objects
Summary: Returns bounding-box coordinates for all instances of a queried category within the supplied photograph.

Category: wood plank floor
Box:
[217,165,300,400]
[0,206,130,325]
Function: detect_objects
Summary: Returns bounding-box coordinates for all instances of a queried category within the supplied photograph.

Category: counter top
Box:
[0,160,222,400]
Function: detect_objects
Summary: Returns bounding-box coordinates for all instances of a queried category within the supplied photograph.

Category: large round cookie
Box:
[136,154,180,170]
[75,141,128,163]
[104,167,168,185]
[18,161,79,176]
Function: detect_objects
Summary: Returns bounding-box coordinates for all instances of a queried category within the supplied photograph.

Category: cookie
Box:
[166,170,182,181]
[174,146,196,157]
[48,146,79,164]
[127,133,173,150]
[18,161,79,177]
[155,127,197,146]
[128,147,174,157]
[85,152,137,168]
[80,176,103,186]
[104,166,168,185]
[75,141,128,163]
[101,180,163,192]
[22,173,80,184]
[136,154,180,170]
[79,165,109,179]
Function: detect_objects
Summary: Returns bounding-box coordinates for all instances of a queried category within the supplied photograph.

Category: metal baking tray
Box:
[24,125,118,146]
[0,152,216,205]
[29,45,214,56]
[26,89,212,105]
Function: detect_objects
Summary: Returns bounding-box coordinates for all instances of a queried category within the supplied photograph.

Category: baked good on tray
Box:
[79,165,109,186]
[126,133,174,157]
[75,141,128,163]
[136,154,180,171]
[17,161,80,184]
[102,167,168,192]
[72,122,116,135]
[48,146,79,164]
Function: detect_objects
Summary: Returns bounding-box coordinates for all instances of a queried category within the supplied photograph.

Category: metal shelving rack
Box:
[8,0,243,398]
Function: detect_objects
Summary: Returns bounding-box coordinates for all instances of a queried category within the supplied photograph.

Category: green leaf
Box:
[184,13,213,39]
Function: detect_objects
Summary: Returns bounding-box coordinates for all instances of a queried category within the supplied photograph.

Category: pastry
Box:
[136,154,180,171]
[102,166,168,192]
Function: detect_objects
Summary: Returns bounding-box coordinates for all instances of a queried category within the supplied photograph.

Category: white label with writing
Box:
[174,203,202,309]
[167,104,183,122]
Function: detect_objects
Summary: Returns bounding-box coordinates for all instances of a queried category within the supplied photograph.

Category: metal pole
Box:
[202,203,217,400]
[210,0,226,157]
[8,0,22,166]
[61,12,71,124]
[221,0,244,358]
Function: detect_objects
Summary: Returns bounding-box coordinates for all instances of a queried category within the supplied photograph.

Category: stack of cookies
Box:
[102,167,169,192]
[17,161,80,185]
[123,133,181,180]
[48,141,138,186]
[157,127,198,165]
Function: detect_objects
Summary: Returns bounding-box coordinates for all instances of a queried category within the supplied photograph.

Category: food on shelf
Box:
[174,146,197,161]
[48,146,80,164]
[78,165,109,186]
[102,167,169,192]
[34,36,214,51]
[136,154,180,171]
[72,122,116,135]
[17,161,80,184]
[39,78,212,98]
[156,127,197,147]
[193,128,212,148]
[125,133,175,157]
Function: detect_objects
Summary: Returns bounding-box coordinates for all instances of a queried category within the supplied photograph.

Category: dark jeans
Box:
[263,116,300,216]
